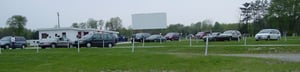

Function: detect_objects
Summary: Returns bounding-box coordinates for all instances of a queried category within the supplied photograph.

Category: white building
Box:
[37,27,119,42]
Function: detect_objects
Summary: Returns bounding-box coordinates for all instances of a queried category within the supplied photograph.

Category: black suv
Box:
[73,33,116,48]
[0,36,27,49]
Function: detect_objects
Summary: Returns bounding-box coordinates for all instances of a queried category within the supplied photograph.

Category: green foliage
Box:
[6,15,27,35]
[212,22,224,32]
[87,18,98,29]
[71,22,79,28]
[105,17,123,31]
[267,0,300,35]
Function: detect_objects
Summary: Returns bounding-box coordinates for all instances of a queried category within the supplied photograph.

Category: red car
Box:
[195,32,208,39]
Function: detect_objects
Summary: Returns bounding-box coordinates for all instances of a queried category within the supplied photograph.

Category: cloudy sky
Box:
[0,0,254,29]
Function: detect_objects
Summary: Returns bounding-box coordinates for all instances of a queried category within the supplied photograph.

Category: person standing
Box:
[11,36,16,49]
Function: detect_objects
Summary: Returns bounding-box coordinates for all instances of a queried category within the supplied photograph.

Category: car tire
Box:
[86,43,91,48]
[5,45,10,49]
[267,36,270,40]
[21,45,26,49]
[51,44,56,48]
[69,44,73,48]
[108,43,113,48]
[229,37,232,41]
[277,36,280,40]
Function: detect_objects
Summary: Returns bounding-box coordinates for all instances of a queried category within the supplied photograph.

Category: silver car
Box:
[39,37,72,48]
[255,29,281,41]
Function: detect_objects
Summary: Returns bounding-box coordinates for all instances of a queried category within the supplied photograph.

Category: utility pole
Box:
[57,12,60,28]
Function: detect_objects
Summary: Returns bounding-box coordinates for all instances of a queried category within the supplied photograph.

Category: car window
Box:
[0,37,10,41]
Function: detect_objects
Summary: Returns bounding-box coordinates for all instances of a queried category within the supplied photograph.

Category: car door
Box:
[92,34,102,47]
[56,38,69,47]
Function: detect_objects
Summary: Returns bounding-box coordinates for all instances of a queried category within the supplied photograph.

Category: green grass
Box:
[0,36,300,72]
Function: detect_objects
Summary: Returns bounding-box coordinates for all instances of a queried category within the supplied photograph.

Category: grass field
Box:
[0,36,300,72]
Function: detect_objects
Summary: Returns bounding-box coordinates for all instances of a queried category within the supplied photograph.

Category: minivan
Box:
[164,32,180,41]
[255,29,281,41]
[0,36,27,49]
[131,33,151,42]
[73,33,116,48]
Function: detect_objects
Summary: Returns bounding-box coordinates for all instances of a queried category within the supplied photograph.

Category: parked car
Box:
[118,35,128,42]
[145,34,166,42]
[195,32,208,39]
[186,34,195,39]
[255,29,281,41]
[132,33,151,42]
[164,32,180,41]
[203,32,221,41]
[73,33,116,48]
[216,30,241,41]
[39,37,72,49]
[0,36,27,49]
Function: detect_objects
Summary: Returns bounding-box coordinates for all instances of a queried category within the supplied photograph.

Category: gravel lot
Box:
[220,54,300,62]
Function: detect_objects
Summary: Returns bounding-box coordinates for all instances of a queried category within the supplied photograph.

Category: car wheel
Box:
[51,44,56,48]
[69,44,73,48]
[267,36,270,40]
[21,45,26,49]
[86,43,91,48]
[108,43,113,48]
[5,45,10,49]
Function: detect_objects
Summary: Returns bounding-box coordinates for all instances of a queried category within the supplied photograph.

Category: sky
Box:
[0,0,254,29]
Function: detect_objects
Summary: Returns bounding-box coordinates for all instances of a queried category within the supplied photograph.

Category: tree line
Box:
[239,0,300,35]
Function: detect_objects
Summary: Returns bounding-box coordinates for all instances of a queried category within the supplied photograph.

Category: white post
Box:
[244,36,247,46]
[205,36,208,56]
[238,36,240,42]
[0,46,2,54]
[160,33,162,44]
[77,39,80,53]
[103,40,105,48]
[285,32,287,42]
[132,38,135,53]
[189,37,192,47]
[142,38,144,47]
[36,42,39,53]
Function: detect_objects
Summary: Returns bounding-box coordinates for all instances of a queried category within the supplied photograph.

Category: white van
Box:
[255,29,281,41]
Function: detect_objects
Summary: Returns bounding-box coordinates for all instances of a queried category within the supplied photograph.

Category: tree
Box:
[212,22,224,32]
[71,22,79,28]
[105,17,123,31]
[6,15,27,35]
[98,20,104,30]
[201,19,213,31]
[267,0,300,35]
[79,22,87,29]
[87,18,98,29]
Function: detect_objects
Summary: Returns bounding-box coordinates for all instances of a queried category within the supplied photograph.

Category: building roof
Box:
[37,27,119,34]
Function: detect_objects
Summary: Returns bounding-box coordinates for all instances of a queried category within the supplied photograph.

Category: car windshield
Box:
[148,35,160,39]
[0,37,10,41]
[82,34,93,39]
[259,29,272,33]
[211,33,219,36]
